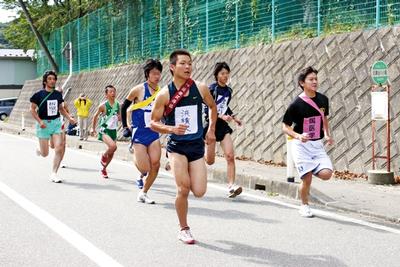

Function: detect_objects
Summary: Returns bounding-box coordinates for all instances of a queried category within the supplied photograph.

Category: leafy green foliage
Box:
[0,23,13,48]
[0,0,127,50]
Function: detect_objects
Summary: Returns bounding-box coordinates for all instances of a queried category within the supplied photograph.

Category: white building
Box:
[0,49,36,99]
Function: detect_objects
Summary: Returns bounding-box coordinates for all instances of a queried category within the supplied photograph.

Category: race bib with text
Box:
[303,115,321,139]
[175,105,198,135]
[144,111,151,128]
[216,96,229,115]
[47,100,58,116]
[107,115,119,130]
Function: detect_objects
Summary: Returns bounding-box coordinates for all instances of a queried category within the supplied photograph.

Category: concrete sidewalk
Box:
[2,122,400,223]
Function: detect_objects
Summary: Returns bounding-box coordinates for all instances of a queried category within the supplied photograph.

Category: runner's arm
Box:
[150,88,173,134]
[63,102,70,114]
[121,86,139,128]
[127,109,132,128]
[117,104,122,122]
[30,102,45,127]
[323,116,334,145]
[150,87,188,135]
[282,123,308,142]
[198,82,217,145]
[91,104,104,134]
[282,123,299,139]
[59,103,75,124]
[198,82,217,136]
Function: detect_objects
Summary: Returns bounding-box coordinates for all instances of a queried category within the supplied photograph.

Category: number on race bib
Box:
[144,112,151,128]
[175,105,198,135]
[47,100,58,116]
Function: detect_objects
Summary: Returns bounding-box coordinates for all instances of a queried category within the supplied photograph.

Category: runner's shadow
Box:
[160,202,279,224]
[62,181,129,192]
[150,188,176,198]
[61,166,99,172]
[202,195,293,210]
[151,183,176,190]
[197,240,347,267]
[108,177,136,185]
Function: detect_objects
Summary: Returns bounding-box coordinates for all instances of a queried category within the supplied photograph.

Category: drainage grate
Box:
[255,184,266,191]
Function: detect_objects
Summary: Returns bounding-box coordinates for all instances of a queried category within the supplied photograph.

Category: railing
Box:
[36,0,400,75]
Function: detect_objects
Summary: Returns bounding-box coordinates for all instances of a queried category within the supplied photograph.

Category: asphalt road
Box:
[1,133,399,267]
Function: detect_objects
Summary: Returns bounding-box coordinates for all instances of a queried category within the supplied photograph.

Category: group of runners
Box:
[29,49,334,244]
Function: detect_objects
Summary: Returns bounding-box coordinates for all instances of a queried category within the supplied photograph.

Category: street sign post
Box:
[371,60,389,85]
[369,61,394,184]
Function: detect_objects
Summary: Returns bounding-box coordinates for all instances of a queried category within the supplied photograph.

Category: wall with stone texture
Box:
[8,26,400,174]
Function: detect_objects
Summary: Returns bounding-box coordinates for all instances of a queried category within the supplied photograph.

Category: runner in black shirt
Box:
[30,70,76,183]
[151,49,217,244]
[204,62,243,198]
[282,66,334,218]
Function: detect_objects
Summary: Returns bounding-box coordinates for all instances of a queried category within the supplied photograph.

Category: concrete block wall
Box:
[9,26,400,174]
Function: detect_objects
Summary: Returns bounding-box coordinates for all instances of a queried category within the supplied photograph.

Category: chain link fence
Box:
[37,0,400,75]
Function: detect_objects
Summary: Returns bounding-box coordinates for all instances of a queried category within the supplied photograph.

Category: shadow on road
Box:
[61,181,129,192]
[197,240,348,267]
[160,202,280,224]
[60,166,100,172]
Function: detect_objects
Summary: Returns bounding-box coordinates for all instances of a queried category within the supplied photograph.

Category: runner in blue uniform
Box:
[121,59,163,204]
[150,49,217,244]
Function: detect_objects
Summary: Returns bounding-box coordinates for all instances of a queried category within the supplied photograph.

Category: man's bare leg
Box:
[169,153,191,228]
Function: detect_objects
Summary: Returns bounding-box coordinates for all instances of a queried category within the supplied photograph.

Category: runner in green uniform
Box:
[92,85,121,178]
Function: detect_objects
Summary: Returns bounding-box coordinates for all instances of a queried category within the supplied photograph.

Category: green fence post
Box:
[375,0,380,28]
[235,0,239,48]
[111,16,114,65]
[126,6,129,63]
[159,0,163,57]
[87,16,90,71]
[141,2,144,58]
[272,0,275,42]
[205,0,209,51]
[61,27,64,73]
[180,0,183,48]
[69,23,72,72]
[77,18,80,72]
[98,10,101,67]
[317,0,321,36]
[53,33,56,71]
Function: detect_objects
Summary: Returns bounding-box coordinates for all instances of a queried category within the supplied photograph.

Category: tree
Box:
[0,23,13,48]
[1,0,126,50]
[17,0,59,72]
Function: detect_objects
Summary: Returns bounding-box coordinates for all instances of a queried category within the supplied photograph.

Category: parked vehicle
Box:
[0,97,17,121]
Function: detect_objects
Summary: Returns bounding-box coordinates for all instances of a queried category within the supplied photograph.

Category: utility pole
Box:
[17,0,59,72]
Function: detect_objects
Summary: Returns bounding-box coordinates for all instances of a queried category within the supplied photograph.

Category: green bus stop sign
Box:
[371,61,389,85]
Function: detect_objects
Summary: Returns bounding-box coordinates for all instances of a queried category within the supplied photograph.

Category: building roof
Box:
[0,49,35,59]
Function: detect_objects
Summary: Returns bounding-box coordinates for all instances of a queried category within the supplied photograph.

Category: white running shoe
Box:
[137,191,155,204]
[178,228,195,244]
[50,173,62,183]
[228,184,242,198]
[35,148,41,157]
[299,204,313,218]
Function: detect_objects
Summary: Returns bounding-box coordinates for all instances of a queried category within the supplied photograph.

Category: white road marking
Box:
[2,132,400,236]
[0,181,124,267]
